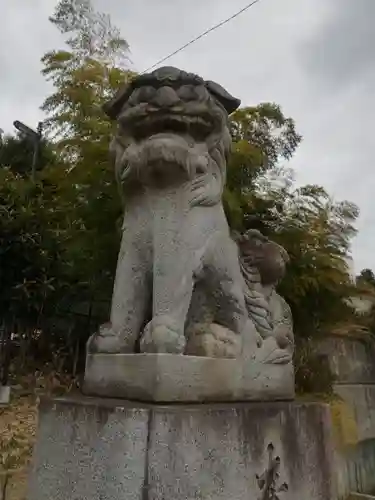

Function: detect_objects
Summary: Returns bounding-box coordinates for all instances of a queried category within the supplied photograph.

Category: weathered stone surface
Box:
[84,66,294,402]
[334,438,375,499]
[332,384,375,498]
[90,66,254,357]
[335,385,375,442]
[27,397,335,500]
[319,334,375,384]
[83,351,295,402]
[235,229,294,352]
[319,334,375,498]
[0,385,10,405]
[28,398,148,500]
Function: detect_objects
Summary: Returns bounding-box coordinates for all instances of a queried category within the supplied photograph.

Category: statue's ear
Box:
[103,82,133,120]
[205,80,241,114]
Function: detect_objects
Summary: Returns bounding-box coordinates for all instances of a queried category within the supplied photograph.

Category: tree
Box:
[0,133,56,177]
[357,268,375,287]
[224,103,302,229]
[42,0,132,149]
[273,183,359,337]
[39,0,135,310]
[0,169,60,325]
[227,107,360,340]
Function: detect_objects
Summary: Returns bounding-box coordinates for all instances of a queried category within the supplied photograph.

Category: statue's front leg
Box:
[89,210,152,354]
[139,187,196,354]
[139,249,194,354]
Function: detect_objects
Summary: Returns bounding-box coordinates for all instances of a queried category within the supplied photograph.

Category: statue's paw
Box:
[140,316,186,354]
[186,323,242,358]
[87,323,134,354]
[273,323,294,350]
[257,337,293,365]
[190,175,220,207]
[263,348,292,365]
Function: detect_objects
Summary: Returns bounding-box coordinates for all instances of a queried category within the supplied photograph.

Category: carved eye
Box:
[177,85,196,101]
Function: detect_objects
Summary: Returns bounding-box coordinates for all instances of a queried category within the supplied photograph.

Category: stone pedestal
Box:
[27,397,336,500]
[0,385,10,405]
[83,351,295,402]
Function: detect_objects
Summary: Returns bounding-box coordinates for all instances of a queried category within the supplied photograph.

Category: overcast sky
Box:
[1,0,374,274]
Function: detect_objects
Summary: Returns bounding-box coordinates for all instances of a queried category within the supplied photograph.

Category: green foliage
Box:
[294,339,335,395]
[0,133,56,177]
[0,168,64,326]
[230,103,302,176]
[41,0,133,147]
[0,0,131,373]
[354,268,375,334]
[227,108,359,340]
[272,183,359,337]
[225,104,302,229]
[357,268,375,287]
[38,0,135,305]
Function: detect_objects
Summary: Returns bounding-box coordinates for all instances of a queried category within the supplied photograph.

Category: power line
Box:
[141,0,263,74]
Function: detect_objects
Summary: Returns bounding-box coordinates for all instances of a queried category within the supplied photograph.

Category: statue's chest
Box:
[129,187,228,246]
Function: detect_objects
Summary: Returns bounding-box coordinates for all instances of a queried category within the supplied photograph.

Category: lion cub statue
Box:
[186,229,294,364]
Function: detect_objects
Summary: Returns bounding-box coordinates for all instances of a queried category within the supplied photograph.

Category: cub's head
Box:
[235,229,289,286]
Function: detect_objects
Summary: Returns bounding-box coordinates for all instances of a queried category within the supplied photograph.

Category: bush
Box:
[294,338,336,395]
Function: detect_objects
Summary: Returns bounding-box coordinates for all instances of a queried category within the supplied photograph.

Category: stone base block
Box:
[27,397,335,500]
[332,384,375,498]
[349,494,375,500]
[0,385,10,405]
[83,353,295,402]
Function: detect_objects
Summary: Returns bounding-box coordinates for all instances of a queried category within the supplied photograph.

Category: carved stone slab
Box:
[83,350,294,402]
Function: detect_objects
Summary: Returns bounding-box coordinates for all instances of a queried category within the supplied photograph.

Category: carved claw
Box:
[190,174,221,207]
[263,348,293,365]
[257,337,293,365]
[87,323,135,354]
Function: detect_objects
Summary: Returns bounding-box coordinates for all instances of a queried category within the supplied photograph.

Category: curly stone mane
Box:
[104,66,234,208]
[235,229,289,340]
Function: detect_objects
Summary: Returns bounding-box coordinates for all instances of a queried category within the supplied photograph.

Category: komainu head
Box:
[103,66,240,191]
[235,229,289,287]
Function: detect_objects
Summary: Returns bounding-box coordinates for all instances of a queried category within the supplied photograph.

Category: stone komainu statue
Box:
[236,229,294,358]
[186,228,294,363]
[88,66,293,365]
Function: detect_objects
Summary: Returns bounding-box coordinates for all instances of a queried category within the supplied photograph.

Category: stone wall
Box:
[320,333,375,499]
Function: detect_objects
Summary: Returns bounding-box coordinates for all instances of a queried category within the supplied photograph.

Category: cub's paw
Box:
[185,323,242,359]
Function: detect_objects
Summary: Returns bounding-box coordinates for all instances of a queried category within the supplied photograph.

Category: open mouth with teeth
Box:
[125,112,214,142]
